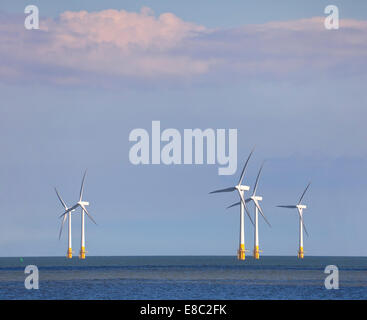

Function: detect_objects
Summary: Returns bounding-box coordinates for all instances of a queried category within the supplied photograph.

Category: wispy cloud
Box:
[1,8,367,86]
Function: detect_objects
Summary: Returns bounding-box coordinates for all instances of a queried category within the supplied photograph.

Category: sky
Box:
[0,1,366,257]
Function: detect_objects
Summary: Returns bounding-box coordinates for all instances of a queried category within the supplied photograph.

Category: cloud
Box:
[0,9,367,85]
[184,17,367,80]
[39,8,213,79]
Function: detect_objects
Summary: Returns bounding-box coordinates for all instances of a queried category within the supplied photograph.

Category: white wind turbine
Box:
[227,162,271,259]
[55,188,76,259]
[277,182,311,259]
[210,149,254,260]
[59,170,97,259]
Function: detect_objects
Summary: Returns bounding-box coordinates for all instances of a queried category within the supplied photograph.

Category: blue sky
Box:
[0,1,366,257]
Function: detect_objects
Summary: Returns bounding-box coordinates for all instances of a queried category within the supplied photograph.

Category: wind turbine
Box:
[55,188,75,259]
[210,149,254,260]
[227,162,271,259]
[277,182,311,259]
[59,170,97,259]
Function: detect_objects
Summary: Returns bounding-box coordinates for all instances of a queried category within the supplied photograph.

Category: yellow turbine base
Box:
[237,244,246,260]
[79,246,86,259]
[253,246,260,259]
[298,247,304,259]
[67,248,72,259]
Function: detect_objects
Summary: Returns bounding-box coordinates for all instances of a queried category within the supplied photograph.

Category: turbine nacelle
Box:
[78,201,89,207]
[297,204,307,210]
[236,185,250,192]
[251,195,263,202]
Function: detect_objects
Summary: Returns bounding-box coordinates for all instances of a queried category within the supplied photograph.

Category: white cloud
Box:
[0,9,366,85]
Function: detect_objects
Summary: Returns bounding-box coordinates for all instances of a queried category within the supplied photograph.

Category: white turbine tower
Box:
[210,149,254,260]
[277,182,311,259]
[227,162,271,259]
[59,170,97,259]
[55,188,75,259]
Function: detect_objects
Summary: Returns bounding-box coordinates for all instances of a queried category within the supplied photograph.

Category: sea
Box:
[0,256,366,300]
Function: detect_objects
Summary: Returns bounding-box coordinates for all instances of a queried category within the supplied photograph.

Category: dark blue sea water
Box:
[0,256,366,299]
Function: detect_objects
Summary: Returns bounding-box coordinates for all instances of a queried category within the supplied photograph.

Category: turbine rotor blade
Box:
[59,204,79,218]
[55,188,68,210]
[209,187,236,194]
[79,170,87,201]
[238,148,255,186]
[81,204,97,225]
[226,201,241,209]
[237,189,254,226]
[299,214,309,237]
[243,199,254,227]
[253,161,265,196]
[254,200,271,227]
[303,221,309,237]
[277,205,297,209]
[58,214,67,240]
[298,182,311,205]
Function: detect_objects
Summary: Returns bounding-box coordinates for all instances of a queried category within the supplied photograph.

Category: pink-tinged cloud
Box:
[46,8,205,50]
[0,8,367,85]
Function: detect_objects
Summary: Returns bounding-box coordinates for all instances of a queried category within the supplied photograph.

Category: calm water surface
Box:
[0,256,366,299]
